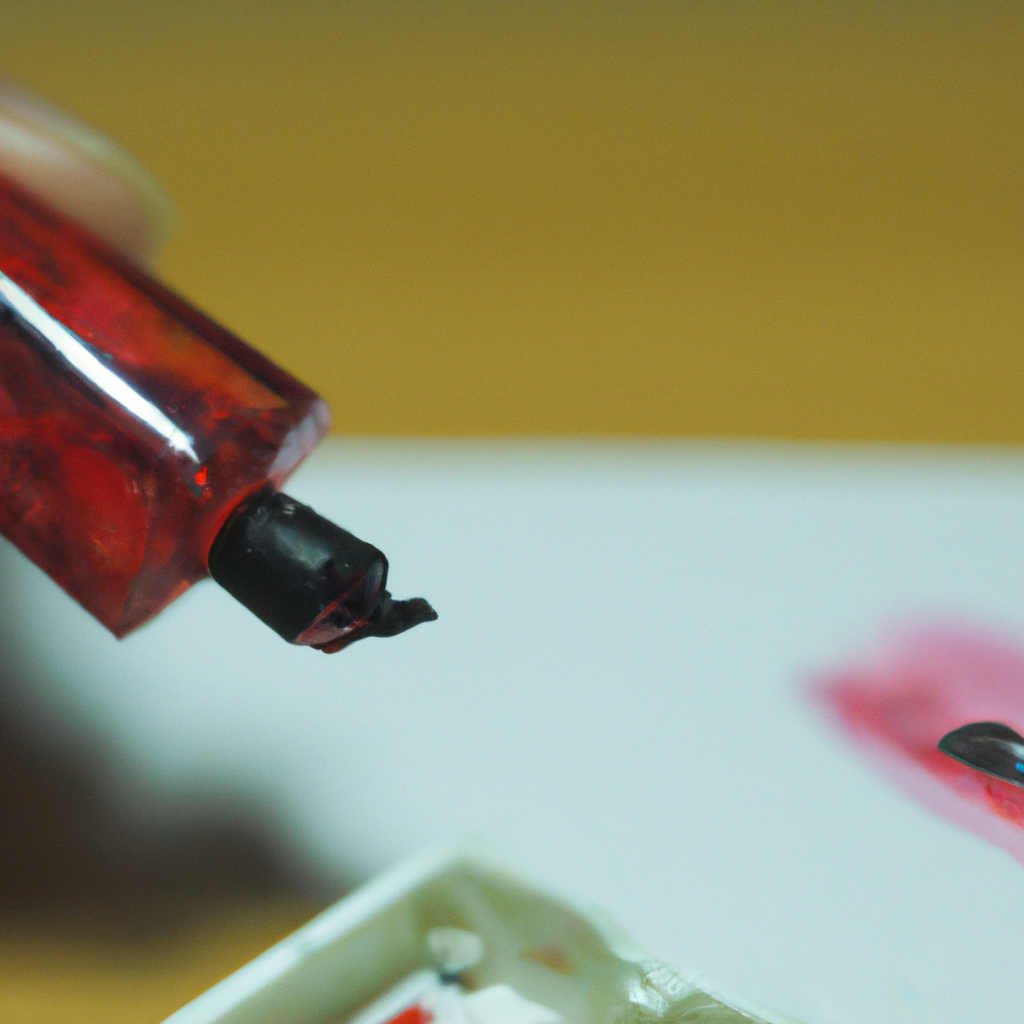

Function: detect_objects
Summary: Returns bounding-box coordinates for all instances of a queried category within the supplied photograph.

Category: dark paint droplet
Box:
[938,721,1024,790]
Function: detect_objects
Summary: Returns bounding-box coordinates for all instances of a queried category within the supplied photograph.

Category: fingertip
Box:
[0,78,176,268]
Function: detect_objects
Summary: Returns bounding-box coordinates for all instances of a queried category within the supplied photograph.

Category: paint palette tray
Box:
[162,853,784,1024]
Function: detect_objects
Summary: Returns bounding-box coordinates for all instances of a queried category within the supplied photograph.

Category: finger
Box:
[0,78,175,268]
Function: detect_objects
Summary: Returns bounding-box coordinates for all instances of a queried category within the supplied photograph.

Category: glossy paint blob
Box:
[813,624,1024,865]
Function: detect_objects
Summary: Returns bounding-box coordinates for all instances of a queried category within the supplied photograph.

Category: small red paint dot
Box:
[386,1007,433,1024]
[194,466,208,486]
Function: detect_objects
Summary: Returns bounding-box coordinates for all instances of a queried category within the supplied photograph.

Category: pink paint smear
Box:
[812,623,1024,865]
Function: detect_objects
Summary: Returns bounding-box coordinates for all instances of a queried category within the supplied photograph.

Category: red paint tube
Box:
[0,173,435,652]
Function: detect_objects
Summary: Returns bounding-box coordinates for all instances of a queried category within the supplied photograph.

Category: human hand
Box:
[0,78,174,268]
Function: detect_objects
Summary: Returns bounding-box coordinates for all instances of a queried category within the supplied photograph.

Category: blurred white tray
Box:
[163,851,781,1024]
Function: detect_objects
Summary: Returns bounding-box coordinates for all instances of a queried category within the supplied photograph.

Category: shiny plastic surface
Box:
[163,852,778,1024]
[0,174,329,636]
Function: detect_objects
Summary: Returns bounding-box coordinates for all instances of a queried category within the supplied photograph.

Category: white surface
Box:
[463,984,562,1024]
[4,439,1024,1024]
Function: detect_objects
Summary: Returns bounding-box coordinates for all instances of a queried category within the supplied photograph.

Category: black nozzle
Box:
[208,485,436,653]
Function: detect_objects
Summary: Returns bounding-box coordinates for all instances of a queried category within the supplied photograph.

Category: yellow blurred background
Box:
[2,2,1024,1020]
[6,0,1024,443]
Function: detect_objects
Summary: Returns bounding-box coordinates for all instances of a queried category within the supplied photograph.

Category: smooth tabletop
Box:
[3,440,1024,1024]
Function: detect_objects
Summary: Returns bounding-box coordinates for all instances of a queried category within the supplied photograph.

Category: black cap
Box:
[208,485,436,653]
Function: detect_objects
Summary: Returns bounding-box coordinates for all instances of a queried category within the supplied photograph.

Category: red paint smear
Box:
[386,1007,433,1024]
[812,623,1024,865]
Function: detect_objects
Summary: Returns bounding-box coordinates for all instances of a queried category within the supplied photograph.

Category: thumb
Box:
[0,78,175,268]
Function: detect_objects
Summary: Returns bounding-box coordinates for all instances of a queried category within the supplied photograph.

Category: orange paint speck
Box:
[523,944,574,975]
[0,172,328,637]
[386,1006,433,1024]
